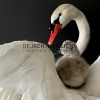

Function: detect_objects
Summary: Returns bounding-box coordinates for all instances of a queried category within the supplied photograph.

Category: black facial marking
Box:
[54,13,62,24]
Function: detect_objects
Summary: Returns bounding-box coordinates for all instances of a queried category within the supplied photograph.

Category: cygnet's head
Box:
[60,40,80,56]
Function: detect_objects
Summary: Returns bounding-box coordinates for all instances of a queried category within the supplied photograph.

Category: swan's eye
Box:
[49,24,55,31]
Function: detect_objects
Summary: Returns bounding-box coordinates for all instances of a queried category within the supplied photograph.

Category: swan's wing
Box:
[0,41,35,99]
[0,88,21,100]
[91,55,100,68]
[0,41,33,92]
[82,55,100,97]
[0,41,68,100]
[0,41,99,100]
[0,41,81,100]
[0,41,54,99]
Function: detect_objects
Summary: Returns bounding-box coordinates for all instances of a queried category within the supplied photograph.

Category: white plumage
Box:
[0,41,65,100]
[0,41,100,100]
[0,3,100,100]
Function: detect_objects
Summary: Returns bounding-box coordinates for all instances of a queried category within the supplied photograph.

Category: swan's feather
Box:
[0,88,21,100]
[83,56,100,97]
[0,41,60,99]
[0,41,75,100]
[0,41,99,99]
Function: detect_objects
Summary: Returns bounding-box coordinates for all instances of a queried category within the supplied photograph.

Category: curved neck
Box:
[74,12,90,55]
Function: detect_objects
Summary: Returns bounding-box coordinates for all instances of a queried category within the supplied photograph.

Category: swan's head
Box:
[48,4,75,45]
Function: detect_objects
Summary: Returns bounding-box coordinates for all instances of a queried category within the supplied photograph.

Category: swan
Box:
[48,3,100,97]
[0,3,100,100]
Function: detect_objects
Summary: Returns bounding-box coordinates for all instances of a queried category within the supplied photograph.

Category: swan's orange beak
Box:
[48,24,62,45]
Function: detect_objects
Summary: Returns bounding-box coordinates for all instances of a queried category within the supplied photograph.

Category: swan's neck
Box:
[74,12,90,55]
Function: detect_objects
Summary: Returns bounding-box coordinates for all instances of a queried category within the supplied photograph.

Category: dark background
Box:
[0,0,99,64]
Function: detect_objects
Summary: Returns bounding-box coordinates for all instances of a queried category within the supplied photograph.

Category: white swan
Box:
[48,3,100,97]
[0,3,100,100]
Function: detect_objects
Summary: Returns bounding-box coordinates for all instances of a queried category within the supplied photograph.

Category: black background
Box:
[0,0,99,64]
